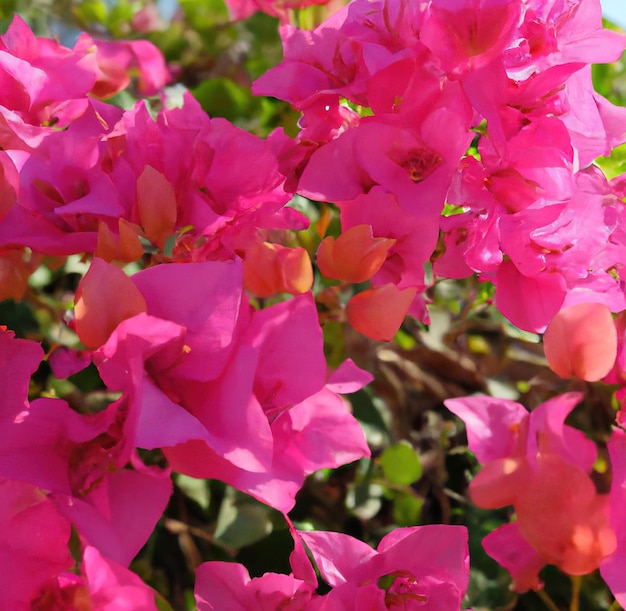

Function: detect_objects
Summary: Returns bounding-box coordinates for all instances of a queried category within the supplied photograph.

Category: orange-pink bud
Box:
[317,224,395,283]
[346,284,416,341]
[136,165,177,249]
[243,242,313,297]
[543,302,617,382]
[74,258,147,349]
[95,218,144,263]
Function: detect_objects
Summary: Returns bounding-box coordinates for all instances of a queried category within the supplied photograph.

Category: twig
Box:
[570,575,580,611]
[537,588,561,611]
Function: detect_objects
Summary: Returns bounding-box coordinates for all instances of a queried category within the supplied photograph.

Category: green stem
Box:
[609,600,622,611]
[570,575,580,611]
[537,589,561,611]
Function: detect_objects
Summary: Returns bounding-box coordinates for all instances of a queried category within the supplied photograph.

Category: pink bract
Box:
[32,546,159,610]
[0,479,72,609]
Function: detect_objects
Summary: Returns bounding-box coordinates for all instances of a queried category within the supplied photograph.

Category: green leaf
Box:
[214,490,272,548]
[191,78,251,121]
[596,142,626,180]
[176,474,211,510]
[73,0,108,25]
[323,320,345,369]
[379,441,423,486]
[391,492,423,526]
[350,389,389,433]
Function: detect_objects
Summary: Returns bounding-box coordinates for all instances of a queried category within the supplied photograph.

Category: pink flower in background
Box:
[75,36,170,98]
[225,0,343,23]
[446,393,615,586]
[600,429,626,607]
[0,15,97,140]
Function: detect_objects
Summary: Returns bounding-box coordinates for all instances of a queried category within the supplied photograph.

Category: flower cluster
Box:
[256,0,626,337]
[3,0,626,607]
[0,12,470,609]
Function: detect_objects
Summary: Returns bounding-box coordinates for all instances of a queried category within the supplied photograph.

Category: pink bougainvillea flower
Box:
[0,14,97,134]
[446,392,597,503]
[446,392,615,583]
[0,479,73,609]
[600,428,626,607]
[494,259,567,333]
[243,242,313,297]
[0,102,125,256]
[421,0,521,76]
[0,325,171,566]
[52,461,173,566]
[195,522,468,609]
[0,327,43,422]
[479,115,574,212]
[74,35,170,98]
[339,189,433,296]
[78,258,366,512]
[0,387,173,566]
[164,357,370,512]
[32,546,160,611]
[299,524,469,609]
[482,523,546,593]
[195,561,314,610]
[543,302,617,382]
[513,453,615,576]
[316,224,395,284]
[225,0,340,23]
[299,115,470,222]
[516,0,626,72]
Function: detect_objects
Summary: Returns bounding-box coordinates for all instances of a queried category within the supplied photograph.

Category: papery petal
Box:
[74,258,147,349]
[195,562,312,611]
[444,395,527,464]
[495,260,566,333]
[469,457,526,508]
[326,358,373,394]
[317,224,395,283]
[482,523,545,593]
[136,165,177,249]
[0,328,43,423]
[82,546,159,610]
[53,468,172,566]
[347,284,416,342]
[299,530,377,586]
[543,302,617,382]
[0,479,72,608]
[526,392,596,473]
[600,429,626,606]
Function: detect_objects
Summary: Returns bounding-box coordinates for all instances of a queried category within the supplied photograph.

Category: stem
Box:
[537,589,561,611]
[570,575,580,611]
[609,601,622,611]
